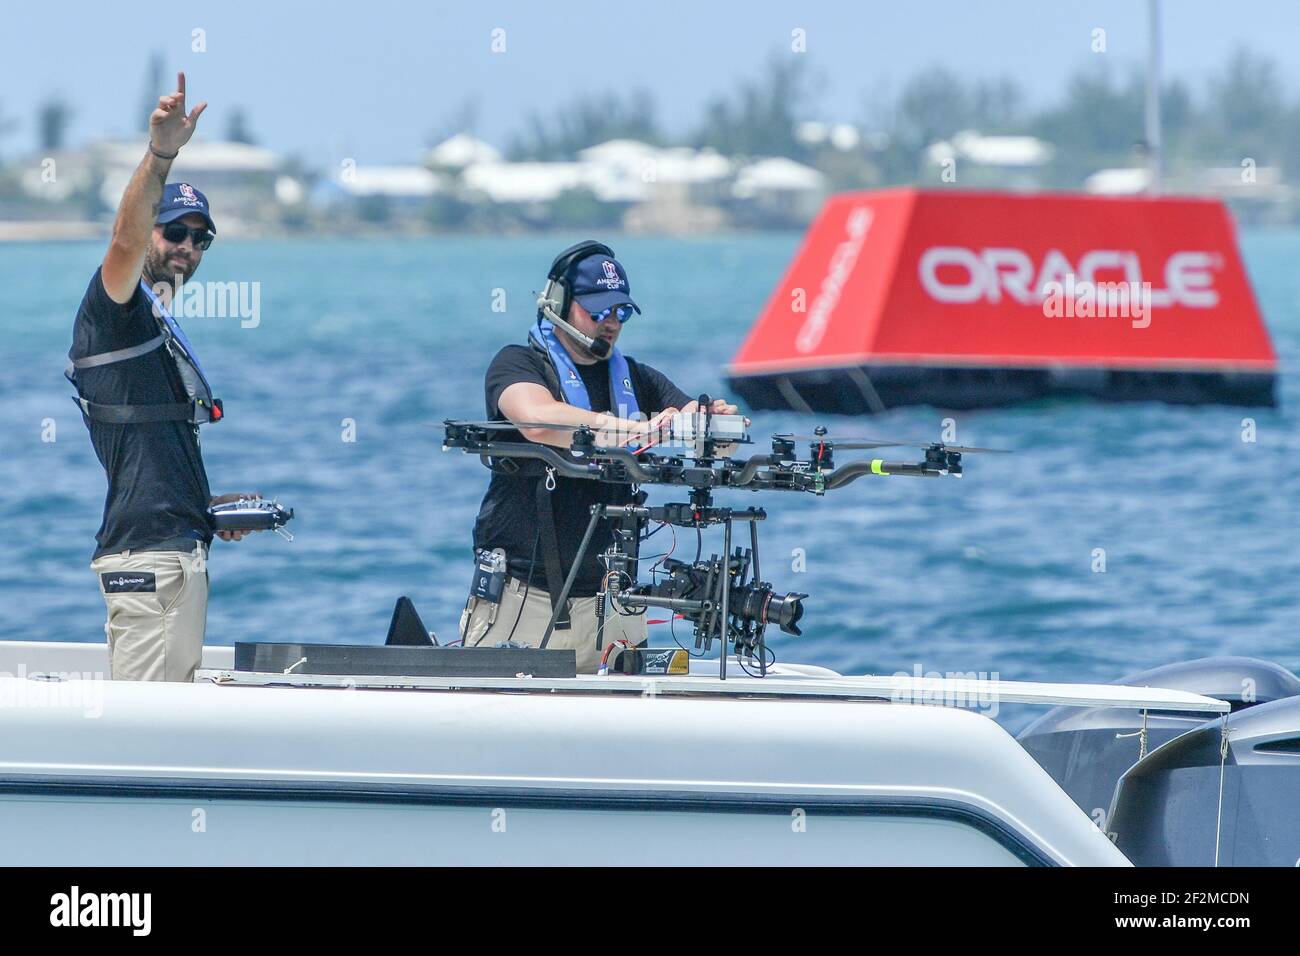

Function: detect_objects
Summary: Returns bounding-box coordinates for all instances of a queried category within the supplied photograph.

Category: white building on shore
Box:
[10,137,300,236]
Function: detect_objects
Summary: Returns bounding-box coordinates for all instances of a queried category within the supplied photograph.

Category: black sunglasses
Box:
[161,222,214,250]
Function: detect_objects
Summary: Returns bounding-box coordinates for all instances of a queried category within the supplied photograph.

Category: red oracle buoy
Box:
[726,188,1277,413]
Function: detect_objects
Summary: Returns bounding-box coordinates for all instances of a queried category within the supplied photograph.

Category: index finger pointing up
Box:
[177,71,186,100]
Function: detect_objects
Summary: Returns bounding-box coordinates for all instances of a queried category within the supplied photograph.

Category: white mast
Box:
[1145,0,1164,194]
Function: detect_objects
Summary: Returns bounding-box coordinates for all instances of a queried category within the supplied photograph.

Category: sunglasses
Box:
[160,222,214,250]
[589,304,635,324]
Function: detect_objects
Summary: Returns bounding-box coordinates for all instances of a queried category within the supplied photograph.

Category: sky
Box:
[4,0,1300,166]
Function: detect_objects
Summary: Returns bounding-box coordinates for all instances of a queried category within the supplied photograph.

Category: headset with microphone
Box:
[535,240,619,359]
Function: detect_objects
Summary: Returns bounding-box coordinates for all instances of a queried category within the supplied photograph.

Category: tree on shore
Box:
[226,107,257,145]
[508,89,661,160]
[35,98,75,154]
[692,51,820,160]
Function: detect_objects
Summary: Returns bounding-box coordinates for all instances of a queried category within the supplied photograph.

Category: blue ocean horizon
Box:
[3,231,1297,729]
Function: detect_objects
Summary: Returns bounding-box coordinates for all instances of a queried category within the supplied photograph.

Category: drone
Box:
[443,397,1008,679]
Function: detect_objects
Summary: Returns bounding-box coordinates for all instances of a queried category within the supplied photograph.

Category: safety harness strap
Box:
[66,334,166,373]
[71,396,207,424]
[536,476,571,630]
[65,279,222,427]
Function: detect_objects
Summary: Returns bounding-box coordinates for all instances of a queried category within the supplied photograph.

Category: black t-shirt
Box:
[69,268,213,558]
[472,342,692,596]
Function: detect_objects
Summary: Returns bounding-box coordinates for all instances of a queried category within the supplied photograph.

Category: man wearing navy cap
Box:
[462,241,741,672]
[67,72,252,682]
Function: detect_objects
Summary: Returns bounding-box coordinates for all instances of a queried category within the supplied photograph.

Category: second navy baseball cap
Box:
[566,252,641,315]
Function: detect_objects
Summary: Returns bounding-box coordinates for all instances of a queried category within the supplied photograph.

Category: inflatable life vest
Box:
[66,279,223,425]
[527,318,639,419]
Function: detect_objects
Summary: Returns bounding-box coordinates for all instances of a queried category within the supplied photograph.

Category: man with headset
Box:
[461,241,740,672]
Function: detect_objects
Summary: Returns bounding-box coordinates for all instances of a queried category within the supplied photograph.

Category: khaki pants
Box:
[91,549,209,682]
[459,576,646,674]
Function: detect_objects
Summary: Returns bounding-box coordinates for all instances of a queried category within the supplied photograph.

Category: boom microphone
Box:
[537,296,611,358]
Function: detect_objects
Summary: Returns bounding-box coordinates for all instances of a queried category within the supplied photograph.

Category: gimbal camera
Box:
[443,398,1007,679]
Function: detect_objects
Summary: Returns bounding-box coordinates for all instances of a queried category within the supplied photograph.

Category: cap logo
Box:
[592,259,625,290]
[172,182,203,209]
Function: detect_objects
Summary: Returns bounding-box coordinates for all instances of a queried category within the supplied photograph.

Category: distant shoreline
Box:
[0,223,807,243]
[0,221,107,242]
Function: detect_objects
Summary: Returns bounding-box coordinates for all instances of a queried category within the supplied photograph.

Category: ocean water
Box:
[2,232,1298,728]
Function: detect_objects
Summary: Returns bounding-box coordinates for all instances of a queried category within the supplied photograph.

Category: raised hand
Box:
[150,72,207,156]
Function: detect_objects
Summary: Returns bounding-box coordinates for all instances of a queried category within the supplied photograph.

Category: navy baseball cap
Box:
[156,182,217,234]
[566,252,641,316]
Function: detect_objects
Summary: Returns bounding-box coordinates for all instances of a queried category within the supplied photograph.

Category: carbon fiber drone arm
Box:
[477,440,603,481]
[824,458,945,488]
[442,420,966,492]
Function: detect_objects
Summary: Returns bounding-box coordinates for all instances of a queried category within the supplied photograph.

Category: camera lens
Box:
[737,585,807,636]
[765,591,806,636]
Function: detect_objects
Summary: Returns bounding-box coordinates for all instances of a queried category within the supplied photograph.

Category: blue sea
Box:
[3,232,1297,728]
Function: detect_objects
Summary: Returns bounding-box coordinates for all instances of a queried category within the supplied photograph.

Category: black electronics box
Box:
[234,642,578,679]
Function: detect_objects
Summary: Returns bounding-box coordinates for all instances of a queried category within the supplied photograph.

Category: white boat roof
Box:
[198,668,1230,714]
[0,641,1227,866]
[0,642,1232,868]
[0,640,1228,714]
[0,670,1128,865]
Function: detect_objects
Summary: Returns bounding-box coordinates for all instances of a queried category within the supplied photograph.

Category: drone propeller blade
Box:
[776,433,918,450]
[819,439,918,450]
[938,444,1012,454]
[774,433,1011,454]
[444,419,588,432]
[843,439,1011,454]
